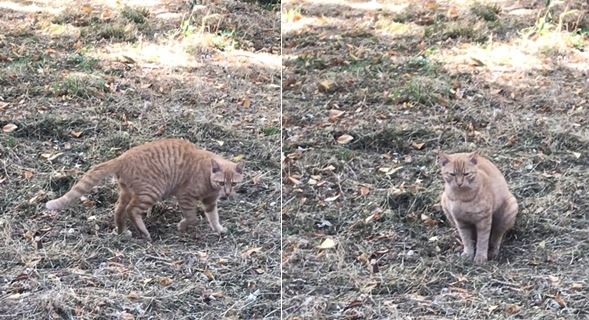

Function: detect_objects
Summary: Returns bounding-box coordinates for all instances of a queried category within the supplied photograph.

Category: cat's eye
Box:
[449,173,456,176]
[464,172,470,176]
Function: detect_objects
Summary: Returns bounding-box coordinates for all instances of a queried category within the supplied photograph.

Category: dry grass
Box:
[0,0,280,318]
[282,0,588,318]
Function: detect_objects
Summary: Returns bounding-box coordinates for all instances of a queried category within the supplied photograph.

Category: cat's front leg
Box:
[203,197,226,234]
[474,215,493,264]
[456,221,476,259]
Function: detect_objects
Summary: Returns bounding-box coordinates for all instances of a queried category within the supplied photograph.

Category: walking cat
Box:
[438,150,518,263]
[46,138,244,241]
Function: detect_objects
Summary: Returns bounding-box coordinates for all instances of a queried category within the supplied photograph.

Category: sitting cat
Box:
[46,138,244,241]
[438,150,518,263]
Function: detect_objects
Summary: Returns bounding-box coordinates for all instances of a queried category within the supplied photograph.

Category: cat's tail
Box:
[46,159,121,210]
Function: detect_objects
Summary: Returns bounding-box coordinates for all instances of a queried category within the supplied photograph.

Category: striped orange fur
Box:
[46,138,244,240]
[438,150,518,263]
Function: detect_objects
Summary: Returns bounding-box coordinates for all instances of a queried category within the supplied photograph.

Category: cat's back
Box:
[119,138,195,159]
[476,154,513,195]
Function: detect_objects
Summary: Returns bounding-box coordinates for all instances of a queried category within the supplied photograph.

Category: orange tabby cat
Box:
[46,138,244,241]
[438,150,518,263]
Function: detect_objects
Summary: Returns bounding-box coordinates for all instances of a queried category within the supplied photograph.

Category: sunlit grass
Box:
[51,72,107,98]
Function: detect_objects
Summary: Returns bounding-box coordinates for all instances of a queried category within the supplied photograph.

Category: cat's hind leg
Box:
[126,194,156,241]
[474,214,493,264]
[489,196,518,260]
[114,185,131,236]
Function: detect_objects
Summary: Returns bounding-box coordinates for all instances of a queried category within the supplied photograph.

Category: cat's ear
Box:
[438,151,450,167]
[211,159,222,173]
[469,150,480,165]
[235,162,244,174]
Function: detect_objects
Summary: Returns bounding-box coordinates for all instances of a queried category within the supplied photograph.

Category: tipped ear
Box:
[438,151,450,167]
[211,159,222,173]
[469,150,480,165]
[235,161,244,174]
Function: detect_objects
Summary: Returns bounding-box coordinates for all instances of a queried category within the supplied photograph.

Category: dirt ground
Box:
[282,0,588,319]
[0,0,280,319]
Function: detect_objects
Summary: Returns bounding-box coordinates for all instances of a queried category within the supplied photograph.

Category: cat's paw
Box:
[112,228,133,238]
[473,255,488,264]
[216,226,226,234]
[461,251,474,260]
[177,221,188,233]
[488,249,500,260]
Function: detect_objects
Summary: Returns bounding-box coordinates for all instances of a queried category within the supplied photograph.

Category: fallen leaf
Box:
[120,312,134,320]
[252,175,262,185]
[488,305,499,312]
[318,80,334,92]
[447,6,459,18]
[364,209,382,223]
[571,283,583,290]
[571,152,581,159]
[470,57,485,66]
[359,186,369,196]
[70,130,83,138]
[328,109,345,122]
[321,165,336,171]
[424,0,438,10]
[255,268,265,274]
[308,178,318,185]
[505,304,521,315]
[158,276,173,286]
[28,191,46,204]
[241,247,262,257]
[420,214,438,226]
[203,269,214,281]
[554,292,566,307]
[127,291,139,299]
[336,134,354,144]
[232,154,245,161]
[288,176,301,185]
[378,166,403,175]
[548,275,559,284]
[41,153,63,161]
[242,97,251,108]
[214,140,224,146]
[23,171,34,179]
[412,142,425,150]
[2,123,17,133]
[80,4,93,14]
[324,194,340,202]
[317,238,336,249]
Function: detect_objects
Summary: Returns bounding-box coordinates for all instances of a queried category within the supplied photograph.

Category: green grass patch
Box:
[51,72,108,98]
[121,6,150,24]
[84,23,136,42]
[261,127,280,136]
[470,2,501,22]
[389,77,451,106]
[65,53,98,71]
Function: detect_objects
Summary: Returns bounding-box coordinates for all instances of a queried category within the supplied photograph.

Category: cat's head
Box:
[438,150,480,191]
[210,159,244,198]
